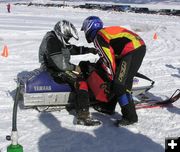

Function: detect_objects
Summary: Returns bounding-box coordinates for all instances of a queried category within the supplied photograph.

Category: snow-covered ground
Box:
[0,2,180,152]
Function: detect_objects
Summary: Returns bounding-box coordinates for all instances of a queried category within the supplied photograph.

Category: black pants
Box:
[94,45,146,114]
[51,70,90,112]
[113,45,146,96]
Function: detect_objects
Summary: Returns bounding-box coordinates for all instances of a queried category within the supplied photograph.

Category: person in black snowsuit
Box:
[39,20,101,126]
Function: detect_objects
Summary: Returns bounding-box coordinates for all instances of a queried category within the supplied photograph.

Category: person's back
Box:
[39,30,70,72]
[39,31,56,66]
[97,26,145,57]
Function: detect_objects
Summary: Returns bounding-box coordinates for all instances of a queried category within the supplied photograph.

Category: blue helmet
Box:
[81,16,103,43]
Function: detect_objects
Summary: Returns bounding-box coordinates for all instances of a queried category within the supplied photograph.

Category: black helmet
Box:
[54,20,79,44]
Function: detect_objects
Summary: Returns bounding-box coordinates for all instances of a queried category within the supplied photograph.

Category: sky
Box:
[0,1,180,152]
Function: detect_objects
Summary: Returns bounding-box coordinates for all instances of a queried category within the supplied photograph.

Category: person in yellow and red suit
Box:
[81,16,146,126]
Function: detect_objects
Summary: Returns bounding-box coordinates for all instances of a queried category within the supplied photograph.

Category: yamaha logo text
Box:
[34,86,52,91]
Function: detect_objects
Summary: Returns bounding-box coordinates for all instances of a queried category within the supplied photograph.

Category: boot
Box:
[76,109,101,126]
[115,117,137,126]
[76,90,101,126]
[93,96,117,115]
[116,94,138,126]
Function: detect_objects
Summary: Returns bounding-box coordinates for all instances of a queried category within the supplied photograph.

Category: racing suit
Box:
[93,26,146,125]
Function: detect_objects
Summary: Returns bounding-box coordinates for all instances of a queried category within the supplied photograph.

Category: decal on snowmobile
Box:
[25,70,72,93]
[34,86,52,91]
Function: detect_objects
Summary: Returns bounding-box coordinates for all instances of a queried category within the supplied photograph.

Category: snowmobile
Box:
[6,69,179,152]
[6,68,179,152]
[16,68,155,112]
[6,65,179,152]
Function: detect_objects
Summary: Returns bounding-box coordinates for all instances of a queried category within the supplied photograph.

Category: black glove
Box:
[56,71,78,87]
[79,61,92,79]
[80,46,97,55]
[79,61,90,72]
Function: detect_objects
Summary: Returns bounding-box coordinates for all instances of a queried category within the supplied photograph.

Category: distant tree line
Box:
[14,2,180,16]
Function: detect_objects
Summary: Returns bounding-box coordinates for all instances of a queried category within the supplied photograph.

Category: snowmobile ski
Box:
[135,89,180,109]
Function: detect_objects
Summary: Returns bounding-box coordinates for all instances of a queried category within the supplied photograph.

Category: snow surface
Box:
[0,2,180,152]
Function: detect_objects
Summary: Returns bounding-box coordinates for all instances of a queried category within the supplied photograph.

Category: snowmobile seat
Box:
[25,70,72,93]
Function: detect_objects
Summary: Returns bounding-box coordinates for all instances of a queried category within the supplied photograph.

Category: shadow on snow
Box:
[38,112,164,152]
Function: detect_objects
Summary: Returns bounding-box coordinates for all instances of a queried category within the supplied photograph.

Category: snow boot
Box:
[76,110,101,126]
[116,94,138,126]
[93,102,116,115]
[115,117,137,126]
[75,89,101,126]
[93,96,117,115]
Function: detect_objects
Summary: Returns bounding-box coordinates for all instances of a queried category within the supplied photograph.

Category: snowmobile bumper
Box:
[23,92,70,107]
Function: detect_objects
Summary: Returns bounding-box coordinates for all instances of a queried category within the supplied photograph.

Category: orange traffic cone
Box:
[1,45,9,57]
[153,33,158,40]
